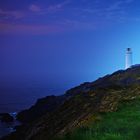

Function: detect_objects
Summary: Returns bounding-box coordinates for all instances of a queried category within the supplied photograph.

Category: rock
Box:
[0,113,14,123]
[16,95,70,123]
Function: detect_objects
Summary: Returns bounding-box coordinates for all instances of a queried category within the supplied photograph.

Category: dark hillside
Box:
[2,65,140,140]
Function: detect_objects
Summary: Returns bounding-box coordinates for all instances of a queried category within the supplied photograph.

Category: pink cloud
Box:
[0,23,65,35]
[29,4,41,12]
[0,20,98,35]
[0,9,24,19]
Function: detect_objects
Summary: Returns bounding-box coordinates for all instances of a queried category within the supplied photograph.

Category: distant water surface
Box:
[0,88,63,113]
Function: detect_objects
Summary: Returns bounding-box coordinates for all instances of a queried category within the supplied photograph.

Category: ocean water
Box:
[0,87,63,138]
[0,88,62,113]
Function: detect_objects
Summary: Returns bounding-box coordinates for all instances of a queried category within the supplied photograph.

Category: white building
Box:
[125,48,132,69]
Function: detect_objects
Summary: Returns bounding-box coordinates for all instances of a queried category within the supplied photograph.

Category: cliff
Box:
[2,65,140,140]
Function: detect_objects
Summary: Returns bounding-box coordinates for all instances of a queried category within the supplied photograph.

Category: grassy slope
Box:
[56,99,140,140]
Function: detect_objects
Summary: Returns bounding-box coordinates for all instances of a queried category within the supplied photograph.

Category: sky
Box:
[1,0,140,93]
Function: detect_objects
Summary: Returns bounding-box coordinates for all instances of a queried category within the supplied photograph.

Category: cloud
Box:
[106,0,134,11]
[47,0,70,12]
[0,0,137,35]
[0,23,65,35]
[29,4,41,12]
[0,0,70,23]
[59,19,97,30]
[26,1,70,16]
[0,9,24,19]
[102,0,135,21]
[106,1,123,11]
[74,0,135,24]
[125,0,134,4]
[0,19,98,35]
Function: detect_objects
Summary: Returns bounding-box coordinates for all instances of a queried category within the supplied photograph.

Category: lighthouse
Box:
[125,48,132,69]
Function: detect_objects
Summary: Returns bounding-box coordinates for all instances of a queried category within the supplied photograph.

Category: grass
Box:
[55,99,140,140]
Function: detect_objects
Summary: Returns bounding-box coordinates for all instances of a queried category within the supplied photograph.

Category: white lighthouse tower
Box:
[125,48,132,69]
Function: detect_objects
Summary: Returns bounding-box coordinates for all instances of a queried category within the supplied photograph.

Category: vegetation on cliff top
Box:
[56,98,140,140]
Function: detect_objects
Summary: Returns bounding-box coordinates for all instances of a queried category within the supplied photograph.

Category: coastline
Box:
[0,112,21,138]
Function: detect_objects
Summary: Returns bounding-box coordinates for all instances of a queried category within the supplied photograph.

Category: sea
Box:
[0,87,63,138]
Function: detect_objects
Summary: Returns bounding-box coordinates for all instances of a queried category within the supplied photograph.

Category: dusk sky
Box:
[1,0,140,92]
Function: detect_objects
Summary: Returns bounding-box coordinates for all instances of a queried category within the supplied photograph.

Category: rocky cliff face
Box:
[2,65,140,140]
[16,95,69,123]
[0,113,14,123]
